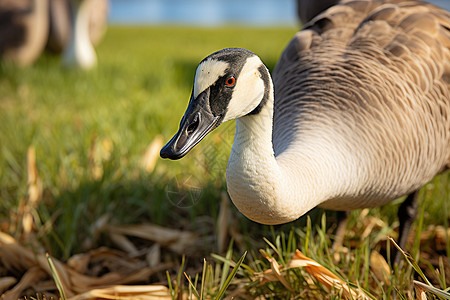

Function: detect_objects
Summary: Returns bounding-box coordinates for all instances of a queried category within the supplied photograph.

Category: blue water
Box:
[109,0,297,26]
[108,0,450,26]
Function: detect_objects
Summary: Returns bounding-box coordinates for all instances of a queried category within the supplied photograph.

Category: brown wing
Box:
[272,0,449,204]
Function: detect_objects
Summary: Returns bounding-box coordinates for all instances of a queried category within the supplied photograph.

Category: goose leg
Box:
[393,191,419,265]
[332,210,350,262]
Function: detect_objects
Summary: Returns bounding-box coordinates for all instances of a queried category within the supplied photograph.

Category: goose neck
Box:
[226,75,304,224]
[63,0,96,69]
[225,67,330,224]
[72,0,92,36]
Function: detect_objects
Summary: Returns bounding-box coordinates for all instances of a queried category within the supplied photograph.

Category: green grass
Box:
[0,25,449,299]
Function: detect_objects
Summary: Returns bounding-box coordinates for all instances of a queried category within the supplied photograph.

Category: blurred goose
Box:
[0,0,49,66]
[47,0,108,54]
[160,0,450,260]
[0,0,107,68]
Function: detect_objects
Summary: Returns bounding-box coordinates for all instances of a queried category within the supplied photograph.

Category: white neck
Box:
[226,76,329,225]
[62,0,97,69]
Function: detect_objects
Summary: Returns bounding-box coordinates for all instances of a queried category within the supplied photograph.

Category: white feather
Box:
[193,58,229,98]
[223,56,266,122]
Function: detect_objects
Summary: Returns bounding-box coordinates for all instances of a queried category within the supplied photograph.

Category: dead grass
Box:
[1,173,449,299]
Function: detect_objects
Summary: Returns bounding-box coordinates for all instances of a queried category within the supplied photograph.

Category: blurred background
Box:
[108,0,450,26]
[109,0,298,26]
[2,0,449,68]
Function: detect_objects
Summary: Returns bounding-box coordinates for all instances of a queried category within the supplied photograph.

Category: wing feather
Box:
[272,0,449,202]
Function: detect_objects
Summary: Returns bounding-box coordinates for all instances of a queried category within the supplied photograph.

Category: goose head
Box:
[160,48,271,160]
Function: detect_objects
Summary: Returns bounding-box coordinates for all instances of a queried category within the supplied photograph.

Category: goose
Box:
[47,0,108,55]
[0,0,107,68]
[0,0,49,66]
[160,0,450,262]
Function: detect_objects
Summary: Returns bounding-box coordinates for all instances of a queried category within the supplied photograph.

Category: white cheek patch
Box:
[193,58,229,98]
[223,56,265,122]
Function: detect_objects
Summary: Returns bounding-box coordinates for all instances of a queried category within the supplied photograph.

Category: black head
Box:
[160,48,270,159]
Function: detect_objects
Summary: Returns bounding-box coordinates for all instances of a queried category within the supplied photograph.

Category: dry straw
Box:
[258,248,371,300]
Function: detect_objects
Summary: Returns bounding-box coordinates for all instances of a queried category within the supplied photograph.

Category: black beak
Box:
[160,88,220,160]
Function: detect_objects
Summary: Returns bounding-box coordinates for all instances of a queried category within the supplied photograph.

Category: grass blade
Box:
[166,270,173,298]
[184,272,200,299]
[304,216,311,255]
[439,256,447,290]
[389,237,432,285]
[167,255,185,299]
[211,253,254,275]
[200,258,207,300]
[414,280,450,299]
[46,253,67,300]
[216,251,247,300]
[218,240,233,291]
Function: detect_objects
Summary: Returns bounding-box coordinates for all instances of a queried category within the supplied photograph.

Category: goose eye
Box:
[225,76,236,87]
